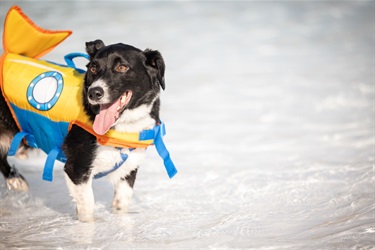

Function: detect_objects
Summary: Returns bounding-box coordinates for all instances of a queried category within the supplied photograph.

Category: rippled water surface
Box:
[0,1,374,249]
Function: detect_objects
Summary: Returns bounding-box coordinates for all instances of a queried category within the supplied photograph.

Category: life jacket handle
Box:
[63,53,90,73]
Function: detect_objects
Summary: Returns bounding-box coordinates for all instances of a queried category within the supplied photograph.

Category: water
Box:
[0,1,374,249]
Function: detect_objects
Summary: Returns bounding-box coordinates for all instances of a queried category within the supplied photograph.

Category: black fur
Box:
[123,169,138,188]
[65,40,166,189]
[63,40,166,185]
[144,49,166,90]
[0,83,23,180]
[85,40,105,58]
[82,41,165,121]
[0,92,18,132]
[0,151,13,178]
[63,124,97,185]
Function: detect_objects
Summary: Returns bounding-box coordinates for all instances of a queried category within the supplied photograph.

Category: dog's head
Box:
[83,40,165,135]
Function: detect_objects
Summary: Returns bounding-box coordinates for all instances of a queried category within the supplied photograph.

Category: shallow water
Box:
[0,1,374,249]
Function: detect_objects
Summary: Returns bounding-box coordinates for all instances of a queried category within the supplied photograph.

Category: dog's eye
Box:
[116,65,128,73]
[90,66,97,74]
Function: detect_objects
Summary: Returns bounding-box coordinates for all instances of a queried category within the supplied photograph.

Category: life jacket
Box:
[0,6,177,180]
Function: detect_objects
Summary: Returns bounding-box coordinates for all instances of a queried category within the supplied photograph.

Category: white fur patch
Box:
[112,180,134,213]
[114,94,159,132]
[0,132,12,156]
[91,146,146,184]
[87,79,110,104]
[64,173,94,222]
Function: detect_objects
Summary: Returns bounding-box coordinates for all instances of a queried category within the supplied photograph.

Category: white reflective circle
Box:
[32,76,58,104]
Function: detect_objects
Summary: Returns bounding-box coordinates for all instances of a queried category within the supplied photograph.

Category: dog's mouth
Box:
[92,91,132,135]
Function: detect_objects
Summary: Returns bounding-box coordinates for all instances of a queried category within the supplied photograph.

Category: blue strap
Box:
[93,149,130,179]
[8,132,63,182]
[43,147,62,181]
[139,125,166,141]
[8,131,30,156]
[153,123,178,178]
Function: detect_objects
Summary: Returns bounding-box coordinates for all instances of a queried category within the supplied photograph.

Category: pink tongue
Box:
[93,99,121,135]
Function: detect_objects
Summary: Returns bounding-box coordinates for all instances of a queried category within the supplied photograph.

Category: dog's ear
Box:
[86,40,105,58]
[144,49,165,90]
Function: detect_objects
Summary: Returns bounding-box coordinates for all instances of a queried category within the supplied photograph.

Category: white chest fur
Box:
[91,145,146,184]
[114,95,159,133]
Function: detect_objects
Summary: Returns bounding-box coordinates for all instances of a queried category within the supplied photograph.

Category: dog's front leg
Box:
[63,125,97,222]
[65,173,95,222]
[112,168,138,213]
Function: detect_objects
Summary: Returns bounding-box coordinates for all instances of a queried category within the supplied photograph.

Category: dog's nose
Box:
[88,87,104,101]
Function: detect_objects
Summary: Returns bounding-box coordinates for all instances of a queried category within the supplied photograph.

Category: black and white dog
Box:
[0,40,166,222]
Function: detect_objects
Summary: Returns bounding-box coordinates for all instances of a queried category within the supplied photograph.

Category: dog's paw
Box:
[6,177,29,192]
[77,212,95,223]
[5,166,29,192]
[112,198,129,214]
[75,206,95,222]
[6,176,29,192]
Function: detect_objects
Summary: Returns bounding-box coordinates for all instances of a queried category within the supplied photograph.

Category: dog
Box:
[0,6,176,222]
[65,40,168,222]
